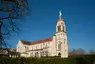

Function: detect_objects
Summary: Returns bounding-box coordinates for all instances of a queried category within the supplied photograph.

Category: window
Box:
[43,43,45,45]
[42,52,44,55]
[25,46,27,51]
[30,52,33,56]
[35,52,39,57]
[41,45,42,49]
[58,43,61,51]
[27,46,28,50]
[46,43,47,47]
[35,45,36,49]
[43,43,45,48]
[45,50,48,56]
[25,46,28,51]
[31,47,32,50]
[32,46,33,50]
[58,25,61,31]
[40,52,42,56]
[36,45,37,49]
[64,39,66,44]
[63,26,64,32]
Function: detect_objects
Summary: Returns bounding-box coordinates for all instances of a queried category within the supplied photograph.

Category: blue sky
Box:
[6,0,95,51]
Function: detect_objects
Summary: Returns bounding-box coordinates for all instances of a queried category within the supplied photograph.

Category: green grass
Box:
[0,54,95,64]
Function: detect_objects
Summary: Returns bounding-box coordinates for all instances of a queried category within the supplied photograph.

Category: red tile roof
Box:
[21,37,53,45]
[30,37,53,45]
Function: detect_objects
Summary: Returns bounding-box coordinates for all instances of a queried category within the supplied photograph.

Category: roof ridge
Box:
[20,40,31,42]
[20,37,53,45]
[30,37,53,45]
[31,37,52,42]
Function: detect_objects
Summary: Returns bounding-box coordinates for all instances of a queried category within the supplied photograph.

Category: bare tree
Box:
[76,48,85,54]
[69,48,85,56]
[89,50,95,54]
[0,0,29,56]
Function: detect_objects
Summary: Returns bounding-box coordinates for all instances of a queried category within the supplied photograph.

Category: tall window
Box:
[41,45,42,49]
[25,46,28,51]
[64,39,66,44]
[25,46,27,51]
[32,46,33,50]
[43,43,45,48]
[46,43,47,48]
[58,25,61,31]
[36,45,37,49]
[27,46,28,50]
[40,52,42,56]
[58,43,61,51]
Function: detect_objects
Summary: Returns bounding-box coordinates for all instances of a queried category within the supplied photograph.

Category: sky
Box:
[5,0,95,51]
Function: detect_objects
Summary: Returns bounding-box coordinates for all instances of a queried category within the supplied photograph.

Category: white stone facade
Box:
[16,11,68,58]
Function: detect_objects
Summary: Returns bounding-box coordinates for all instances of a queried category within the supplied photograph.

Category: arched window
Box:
[58,25,61,31]
[58,43,61,51]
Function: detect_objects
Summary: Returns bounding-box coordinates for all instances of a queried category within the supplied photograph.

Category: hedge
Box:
[0,55,95,64]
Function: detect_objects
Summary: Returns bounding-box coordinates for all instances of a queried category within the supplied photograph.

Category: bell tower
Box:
[55,11,68,58]
[56,11,66,33]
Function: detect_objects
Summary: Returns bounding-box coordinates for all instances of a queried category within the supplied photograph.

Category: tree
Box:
[89,50,95,54]
[69,48,85,56]
[0,0,29,56]
[76,48,85,54]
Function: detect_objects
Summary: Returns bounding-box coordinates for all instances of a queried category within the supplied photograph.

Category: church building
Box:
[16,11,68,58]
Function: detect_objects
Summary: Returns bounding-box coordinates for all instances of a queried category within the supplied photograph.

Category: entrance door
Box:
[58,52,61,57]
